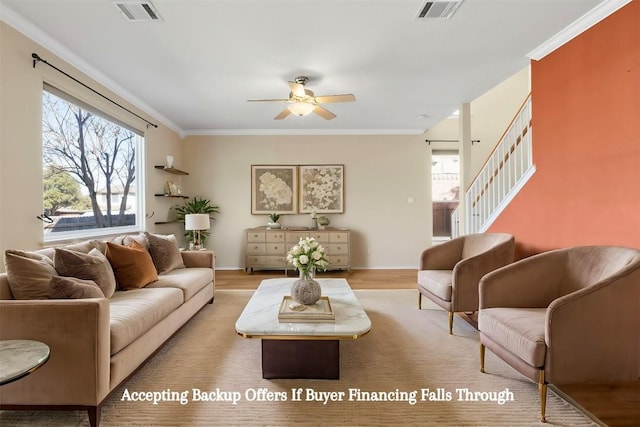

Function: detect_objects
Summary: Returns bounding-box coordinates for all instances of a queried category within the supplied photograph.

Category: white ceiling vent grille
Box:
[416,1,464,20]
[113,1,163,22]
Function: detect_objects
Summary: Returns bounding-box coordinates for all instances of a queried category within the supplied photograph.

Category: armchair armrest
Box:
[181,249,215,269]
[451,238,514,311]
[545,267,640,383]
[419,237,464,270]
[0,298,111,406]
[479,250,566,309]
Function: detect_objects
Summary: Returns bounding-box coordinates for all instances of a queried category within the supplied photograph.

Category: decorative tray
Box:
[278,296,335,323]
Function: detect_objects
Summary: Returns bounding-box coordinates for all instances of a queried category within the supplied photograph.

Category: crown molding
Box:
[0,4,184,138]
[527,0,632,60]
[184,128,427,136]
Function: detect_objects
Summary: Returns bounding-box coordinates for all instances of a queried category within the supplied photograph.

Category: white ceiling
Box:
[1,0,605,136]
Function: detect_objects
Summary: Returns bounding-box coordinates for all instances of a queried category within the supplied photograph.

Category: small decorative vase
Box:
[291,269,321,305]
[267,222,281,229]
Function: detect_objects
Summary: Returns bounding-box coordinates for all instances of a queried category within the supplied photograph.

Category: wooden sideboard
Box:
[245,227,350,274]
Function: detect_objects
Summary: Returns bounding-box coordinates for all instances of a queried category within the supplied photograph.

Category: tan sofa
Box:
[417,233,515,334]
[0,237,215,427]
[478,245,640,422]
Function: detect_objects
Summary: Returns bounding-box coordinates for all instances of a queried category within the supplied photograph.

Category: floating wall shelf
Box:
[154,165,189,175]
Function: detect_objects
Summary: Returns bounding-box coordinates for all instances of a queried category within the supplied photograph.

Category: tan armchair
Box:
[417,233,515,334]
[478,246,640,422]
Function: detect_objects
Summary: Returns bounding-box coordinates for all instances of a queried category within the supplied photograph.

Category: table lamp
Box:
[185,214,210,250]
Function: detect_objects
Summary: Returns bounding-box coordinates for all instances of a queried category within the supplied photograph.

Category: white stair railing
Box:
[452,95,535,237]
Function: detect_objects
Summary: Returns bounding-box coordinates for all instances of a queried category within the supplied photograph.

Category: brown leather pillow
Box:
[145,233,185,274]
[49,276,105,299]
[53,248,117,298]
[106,241,158,290]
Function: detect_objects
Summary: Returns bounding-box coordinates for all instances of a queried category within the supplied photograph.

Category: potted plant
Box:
[174,196,219,245]
[317,216,330,229]
[267,212,281,229]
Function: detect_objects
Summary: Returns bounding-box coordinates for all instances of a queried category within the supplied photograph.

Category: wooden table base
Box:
[261,340,340,379]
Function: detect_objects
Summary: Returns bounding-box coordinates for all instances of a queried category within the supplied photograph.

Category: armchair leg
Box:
[448,312,453,335]
[538,370,547,423]
[418,291,422,309]
[479,343,485,373]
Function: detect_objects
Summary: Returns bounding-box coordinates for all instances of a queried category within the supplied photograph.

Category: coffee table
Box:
[235,278,371,379]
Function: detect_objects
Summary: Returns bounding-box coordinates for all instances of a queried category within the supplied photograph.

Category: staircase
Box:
[452,95,535,237]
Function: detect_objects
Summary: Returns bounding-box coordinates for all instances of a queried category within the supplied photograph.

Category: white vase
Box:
[166,155,174,168]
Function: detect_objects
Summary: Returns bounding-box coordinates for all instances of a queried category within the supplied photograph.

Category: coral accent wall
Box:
[488,2,640,258]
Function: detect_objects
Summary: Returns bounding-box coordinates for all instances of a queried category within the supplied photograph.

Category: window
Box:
[42,84,144,242]
[432,150,459,238]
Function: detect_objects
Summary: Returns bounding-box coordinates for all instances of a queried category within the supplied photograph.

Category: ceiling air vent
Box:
[113,1,163,22]
[416,0,464,20]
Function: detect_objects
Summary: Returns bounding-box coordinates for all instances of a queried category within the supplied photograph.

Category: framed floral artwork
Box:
[251,165,298,214]
[299,165,344,213]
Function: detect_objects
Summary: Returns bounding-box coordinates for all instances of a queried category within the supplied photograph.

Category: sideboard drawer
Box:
[327,255,349,267]
[246,243,266,255]
[247,232,266,243]
[309,232,330,243]
[266,243,285,255]
[328,243,349,255]
[330,232,349,242]
[246,255,266,265]
[286,231,310,243]
[265,256,286,266]
[266,232,285,242]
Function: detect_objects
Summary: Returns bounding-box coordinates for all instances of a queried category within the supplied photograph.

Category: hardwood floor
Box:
[216,268,639,426]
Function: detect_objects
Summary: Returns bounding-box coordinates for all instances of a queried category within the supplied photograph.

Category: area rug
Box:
[0,290,597,426]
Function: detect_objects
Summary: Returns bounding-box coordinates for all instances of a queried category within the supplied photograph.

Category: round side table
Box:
[0,340,50,385]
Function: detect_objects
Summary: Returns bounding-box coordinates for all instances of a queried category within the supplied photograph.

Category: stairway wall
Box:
[487,1,640,259]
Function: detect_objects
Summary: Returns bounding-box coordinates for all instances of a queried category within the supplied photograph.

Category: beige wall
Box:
[0,22,183,271]
[182,135,431,269]
[424,66,530,188]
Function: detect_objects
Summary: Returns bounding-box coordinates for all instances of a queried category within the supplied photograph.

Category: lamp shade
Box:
[288,102,315,117]
[185,214,210,231]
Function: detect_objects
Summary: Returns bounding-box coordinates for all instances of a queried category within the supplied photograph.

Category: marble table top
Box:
[235,278,371,340]
[0,340,50,385]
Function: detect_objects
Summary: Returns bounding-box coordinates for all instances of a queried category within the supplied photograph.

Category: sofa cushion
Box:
[479,307,547,368]
[4,250,57,299]
[109,287,183,355]
[64,239,107,255]
[54,248,117,298]
[106,241,158,290]
[145,233,185,274]
[147,267,213,301]
[49,275,105,299]
[417,270,453,301]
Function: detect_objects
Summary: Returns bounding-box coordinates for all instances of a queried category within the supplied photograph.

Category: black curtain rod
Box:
[426,139,480,145]
[32,53,158,129]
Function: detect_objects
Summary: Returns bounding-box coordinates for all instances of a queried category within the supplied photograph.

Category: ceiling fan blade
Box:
[274,108,291,120]
[313,105,336,120]
[288,81,306,98]
[247,98,290,102]
[315,94,356,103]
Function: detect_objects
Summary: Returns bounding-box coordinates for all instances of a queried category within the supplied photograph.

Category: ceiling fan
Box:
[247,76,355,120]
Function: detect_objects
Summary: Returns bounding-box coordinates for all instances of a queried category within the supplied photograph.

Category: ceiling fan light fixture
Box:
[288,102,315,117]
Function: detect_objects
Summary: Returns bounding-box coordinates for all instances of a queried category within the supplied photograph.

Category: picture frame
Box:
[251,165,298,214]
[299,164,345,213]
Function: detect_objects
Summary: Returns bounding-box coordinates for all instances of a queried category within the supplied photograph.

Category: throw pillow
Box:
[4,250,57,299]
[53,248,118,298]
[49,276,105,299]
[106,241,158,290]
[145,232,185,274]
